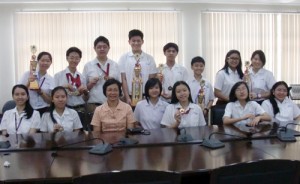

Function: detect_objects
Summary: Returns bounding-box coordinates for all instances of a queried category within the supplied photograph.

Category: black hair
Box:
[103,79,122,97]
[251,50,266,67]
[229,81,250,102]
[163,42,179,53]
[144,78,162,103]
[12,84,34,119]
[191,56,205,66]
[220,50,243,79]
[66,47,82,58]
[269,81,290,116]
[128,29,144,40]
[94,36,110,47]
[49,86,68,124]
[171,81,193,104]
[37,51,52,62]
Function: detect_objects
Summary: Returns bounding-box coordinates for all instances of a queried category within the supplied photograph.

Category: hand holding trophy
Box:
[29,45,39,90]
[197,80,205,110]
[157,63,164,83]
[131,54,143,107]
[243,61,252,92]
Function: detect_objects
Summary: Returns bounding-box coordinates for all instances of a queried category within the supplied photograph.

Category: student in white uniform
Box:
[187,56,214,119]
[262,81,300,126]
[1,85,40,135]
[214,50,244,106]
[82,36,120,113]
[247,50,276,104]
[158,42,189,102]
[18,51,55,116]
[134,78,169,129]
[223,81,271,127]
[118,29,157,106]
[40,86,82,133]
[161,81,206,128]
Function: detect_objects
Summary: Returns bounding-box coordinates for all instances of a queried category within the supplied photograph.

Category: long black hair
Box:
[49,86,68,124]
[220,50,244,79]
[269,81,290,115]
[12,84,34,119]
[171,81,193,104]
[229,81,250,102]
[144,78,162,103]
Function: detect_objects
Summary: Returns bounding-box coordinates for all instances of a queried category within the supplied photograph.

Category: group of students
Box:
[1,28,300,136]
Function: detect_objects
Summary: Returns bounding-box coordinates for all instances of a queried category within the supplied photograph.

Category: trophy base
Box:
[29,81,39,90]
[131,99,139,107]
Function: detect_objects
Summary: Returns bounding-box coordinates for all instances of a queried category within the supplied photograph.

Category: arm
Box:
[214,88,229,102]
[247,112,271,126]
[121,73,131,104]
[223,115,253,125]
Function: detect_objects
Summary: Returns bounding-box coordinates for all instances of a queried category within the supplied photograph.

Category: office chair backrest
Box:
[210,159,300,184]
[210,105,225,125]
[73,170,181,184]
[2,100,16,114]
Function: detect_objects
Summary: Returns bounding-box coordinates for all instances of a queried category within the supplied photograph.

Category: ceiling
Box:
[0,0,300,5]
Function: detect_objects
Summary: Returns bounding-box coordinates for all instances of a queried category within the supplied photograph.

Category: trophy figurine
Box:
[131,63,143,107]
[197,80,205,110]
[157,63,164,83]
[29,45,39,90]
[244,61,252,91]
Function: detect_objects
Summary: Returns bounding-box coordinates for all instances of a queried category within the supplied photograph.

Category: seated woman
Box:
[0,84,40,135]
[161,81,206,128]
[91,79,135,132]
[40,86,82,132]
[134,78,169,129]
[223,81,271,127]
[262,81,300,125]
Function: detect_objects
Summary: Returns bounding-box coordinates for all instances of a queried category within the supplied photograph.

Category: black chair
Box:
[2,100,16,114]
[210,159,300,184]
[73,170,181,184]
[210,105,225,125]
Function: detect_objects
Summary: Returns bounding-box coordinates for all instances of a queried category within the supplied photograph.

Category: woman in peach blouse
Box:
[91,79,135,132]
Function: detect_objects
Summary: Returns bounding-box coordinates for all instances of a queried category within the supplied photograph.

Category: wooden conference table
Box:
[0,123,299,183]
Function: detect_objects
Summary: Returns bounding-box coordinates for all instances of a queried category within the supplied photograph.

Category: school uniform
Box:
[0,108,40,134]
[161,102,206,128]
[134,99,169,129]
[214,69,242,98]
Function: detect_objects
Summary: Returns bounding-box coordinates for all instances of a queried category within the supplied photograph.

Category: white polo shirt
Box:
[223,101,266,126]
[160,63,189,96]
[249,68,276,101]
[18,71,54,109]
[261,97,300,124]
[214,69,242,98]
[40,107,82,132]
[134,99,169,129]
[54,67,86,106]
[161,103,206,128]
[0,108,40,134]
[118,51,157,95]
[187,76,215,107]
[82,58,120,104]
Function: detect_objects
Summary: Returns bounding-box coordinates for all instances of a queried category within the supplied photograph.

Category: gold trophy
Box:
[29,45,39,90]
[157,63,164,83]
[197,80,205,110]
[244,61,252,91]
[66,74,80,96]
[131,61,143,107]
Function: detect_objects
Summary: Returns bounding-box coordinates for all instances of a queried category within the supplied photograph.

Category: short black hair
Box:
[229,81,250,102]
[94,36,110,47]
[103,79,122,97]
[66,47,82,58]
[191,56,205,66]
[128,29,144,40]
[163,42,179,53]
[251,50,266,66]
[37,51,52,62]
[171,81,193,104]
[144,78,162,103]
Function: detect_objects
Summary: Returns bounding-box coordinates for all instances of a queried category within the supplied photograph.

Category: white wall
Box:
[0,2,299,112]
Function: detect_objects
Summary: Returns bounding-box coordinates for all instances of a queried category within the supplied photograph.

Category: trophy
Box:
[157,63,164,83]
[29,45,39,90]
[197,80,205,110]
[66,74,80,96]
[131,63,143,107]
[244,61,252,91]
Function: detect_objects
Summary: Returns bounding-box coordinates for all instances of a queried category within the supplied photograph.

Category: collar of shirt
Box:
[174,102,194,110]
[275,97,290,105]
[228,67,238,75]
[12,107,26,118]
[128,51,145,59]
[53,107,71,117]
[102,101,123,112]
[146,99,164,108]
[91,58,110,66]
[249,67,265,75]
[65,67,79,78]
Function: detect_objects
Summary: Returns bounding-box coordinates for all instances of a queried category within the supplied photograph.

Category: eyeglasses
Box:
[228,57,240,61]
[235,87,247,92]
[68,57,81,61]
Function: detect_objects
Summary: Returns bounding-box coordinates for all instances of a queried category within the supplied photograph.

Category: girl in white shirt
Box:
[161,81,206,128]
[1,84,40,135]
[262,81,300,125]
[223,81,271,126]
[134,78,169,129]
[41,86,82,132]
